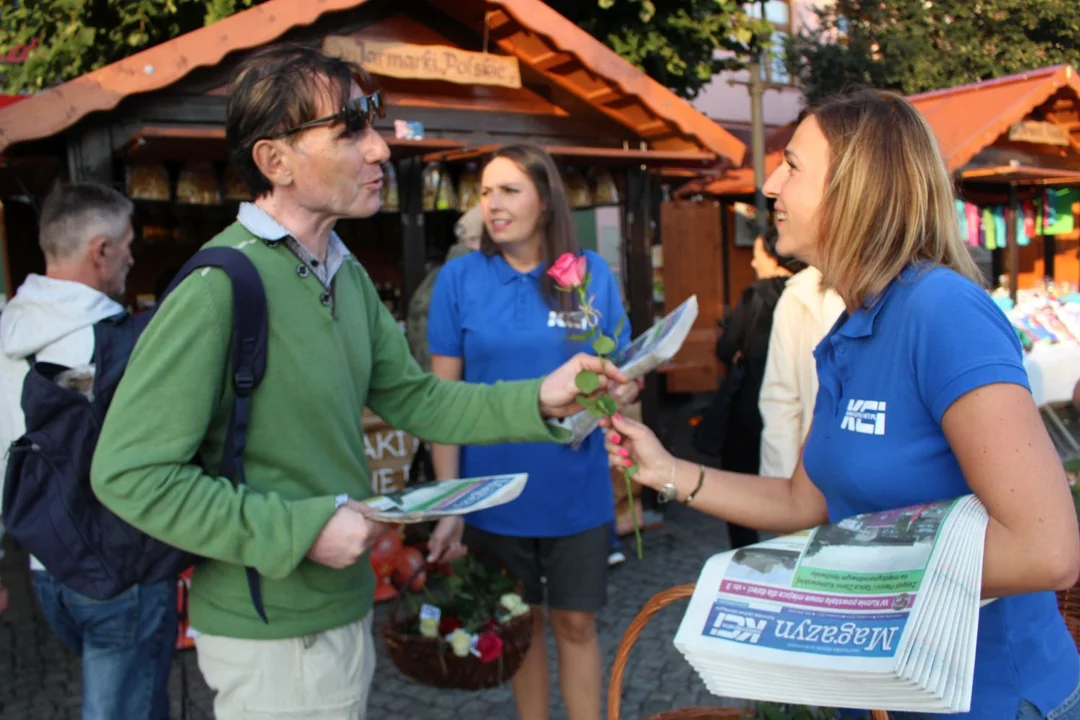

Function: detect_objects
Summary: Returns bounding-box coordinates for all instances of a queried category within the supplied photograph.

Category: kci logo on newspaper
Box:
[707,609,767,644]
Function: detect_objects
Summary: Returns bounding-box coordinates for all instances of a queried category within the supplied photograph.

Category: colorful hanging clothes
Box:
[955,199,968,243]
[982,207,996,249]
[1022,199,1036,242]
[1044,188,1078,235]
[965,202,981,247]
[1015,203,1030,246]
[992,206,1007,248]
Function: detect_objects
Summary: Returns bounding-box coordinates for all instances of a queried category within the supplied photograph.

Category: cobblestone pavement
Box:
[0,501,751,720]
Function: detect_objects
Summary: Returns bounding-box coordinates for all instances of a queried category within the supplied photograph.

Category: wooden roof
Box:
[0,0,744,166]
[684,65,1080,197]
[908,64,1080,171]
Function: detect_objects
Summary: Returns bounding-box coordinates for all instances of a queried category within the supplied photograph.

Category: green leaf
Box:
[592,334,616,356]
[575,370,600,395]
[613,313,626,342]
[597,395,618,416]
[576,394,599,413]
[623,463,639,479]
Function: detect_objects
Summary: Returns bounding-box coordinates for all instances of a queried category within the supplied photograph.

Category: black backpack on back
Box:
[2,247,271,620]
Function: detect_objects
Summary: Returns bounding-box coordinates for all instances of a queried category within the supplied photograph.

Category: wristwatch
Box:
[657,481,679,504]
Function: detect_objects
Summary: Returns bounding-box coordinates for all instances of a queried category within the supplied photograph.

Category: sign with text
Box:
[323,36,522,89]
[1008,120,1071,147]
[363,409,420,495]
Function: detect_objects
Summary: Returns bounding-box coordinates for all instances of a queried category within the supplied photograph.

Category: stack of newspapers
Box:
[674,494,989,713]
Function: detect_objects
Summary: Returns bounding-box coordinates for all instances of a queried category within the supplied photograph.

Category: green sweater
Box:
[91,222,566,640]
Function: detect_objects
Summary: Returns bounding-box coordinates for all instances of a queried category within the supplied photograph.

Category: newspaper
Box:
[360,473,527,523]
[566,295,699,447]
[674,495,988,713]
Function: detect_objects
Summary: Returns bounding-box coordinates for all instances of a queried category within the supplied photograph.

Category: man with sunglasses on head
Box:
[90,43,627,720]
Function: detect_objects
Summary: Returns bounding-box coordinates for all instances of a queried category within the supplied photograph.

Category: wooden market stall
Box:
[669,65,1080,393]
[0,0,745,517]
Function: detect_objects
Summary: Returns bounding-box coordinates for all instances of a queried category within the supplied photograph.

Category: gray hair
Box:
[38,182,134,262]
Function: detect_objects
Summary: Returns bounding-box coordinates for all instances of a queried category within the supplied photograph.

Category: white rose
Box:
[447,629,473,658]
[500,592,530,618]
[419,617,439,638]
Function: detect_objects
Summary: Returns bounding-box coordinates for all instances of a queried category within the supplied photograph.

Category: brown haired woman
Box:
[600,90,1080,719]
[427,144,635,720]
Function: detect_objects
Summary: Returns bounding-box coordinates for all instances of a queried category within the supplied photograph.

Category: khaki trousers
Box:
[194,613,375,719]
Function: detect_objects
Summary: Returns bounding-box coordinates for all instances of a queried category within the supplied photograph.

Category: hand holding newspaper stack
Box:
[360,474,527,523]
[674,495,989,713]
[564,295,698,448]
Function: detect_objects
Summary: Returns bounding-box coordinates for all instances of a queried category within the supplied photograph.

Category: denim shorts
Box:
[891,675,1080,720]
[1027,673,1080,720]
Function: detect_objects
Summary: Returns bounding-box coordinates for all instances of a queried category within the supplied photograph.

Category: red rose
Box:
[546,252,587,289]
[438,616,462,636]
[475,630,504,664]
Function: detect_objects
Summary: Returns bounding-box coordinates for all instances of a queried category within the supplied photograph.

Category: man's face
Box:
[277,80,391,220]
[99,220,134,300]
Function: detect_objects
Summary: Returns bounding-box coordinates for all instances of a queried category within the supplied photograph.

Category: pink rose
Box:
[547,253,587,289]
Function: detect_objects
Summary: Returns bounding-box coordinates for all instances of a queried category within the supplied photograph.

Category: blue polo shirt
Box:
[427,249,630,537]
[803,263,1079,718]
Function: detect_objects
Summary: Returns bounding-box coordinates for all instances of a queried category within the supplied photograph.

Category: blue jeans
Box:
[32,570,177,720]
[890,674,1080,719]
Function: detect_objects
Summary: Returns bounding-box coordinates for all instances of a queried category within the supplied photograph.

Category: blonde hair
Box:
[810,90,981,309]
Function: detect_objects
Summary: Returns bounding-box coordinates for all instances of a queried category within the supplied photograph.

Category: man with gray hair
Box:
[0,182,176,720]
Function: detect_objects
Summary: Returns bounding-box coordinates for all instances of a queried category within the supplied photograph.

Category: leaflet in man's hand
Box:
[359,473,528,523]
[672,495,989,713]
[567,295,699,447]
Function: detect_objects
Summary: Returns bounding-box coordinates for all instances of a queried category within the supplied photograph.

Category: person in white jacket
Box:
[757,265,845,478]
[0,182,176,720]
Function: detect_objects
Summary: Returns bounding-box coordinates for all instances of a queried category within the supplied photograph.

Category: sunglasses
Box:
[271,90,385,139]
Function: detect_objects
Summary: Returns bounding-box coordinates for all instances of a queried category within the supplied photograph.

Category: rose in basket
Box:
[382,552,535,690]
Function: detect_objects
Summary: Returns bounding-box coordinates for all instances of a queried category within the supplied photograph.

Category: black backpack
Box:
[2,247,272,621]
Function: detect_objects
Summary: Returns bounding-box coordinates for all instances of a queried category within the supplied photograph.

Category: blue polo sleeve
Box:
[910,269,1030,422]
[427,260,464,358]
[587,251,632,350]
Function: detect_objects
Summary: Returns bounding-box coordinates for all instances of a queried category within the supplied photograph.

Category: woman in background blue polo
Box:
[601,90,1080,719]
[427,144,631,720]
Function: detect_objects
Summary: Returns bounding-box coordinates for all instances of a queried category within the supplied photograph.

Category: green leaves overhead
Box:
[545,0,773,99]
[0,0,266,92]
[785,0,1080,105]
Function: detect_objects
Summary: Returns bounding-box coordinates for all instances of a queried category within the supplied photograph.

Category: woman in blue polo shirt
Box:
[601,90,1080,719]
[427,144,630,720]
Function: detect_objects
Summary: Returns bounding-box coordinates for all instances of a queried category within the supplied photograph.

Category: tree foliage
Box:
[786,0,1080,105]
[0,0,263,93]
[0,0,771,99]
[544,0,773,99]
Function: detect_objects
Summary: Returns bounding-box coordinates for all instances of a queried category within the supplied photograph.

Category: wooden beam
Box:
[398,156,426,309]
[531,52,576,74]
[586,87,620,105]
[66,121,114,185]
[1044,112,1080,157]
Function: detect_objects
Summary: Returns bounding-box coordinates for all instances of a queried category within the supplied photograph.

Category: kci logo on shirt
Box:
[547,310,588,331]
[840,399,887,436]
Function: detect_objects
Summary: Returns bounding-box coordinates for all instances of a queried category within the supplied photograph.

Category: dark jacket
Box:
[714,277,788,473]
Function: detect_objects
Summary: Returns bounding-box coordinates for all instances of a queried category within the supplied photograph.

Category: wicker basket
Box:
[381,557,536,691]
[608,584,890,720]
[1057,581,1080,649]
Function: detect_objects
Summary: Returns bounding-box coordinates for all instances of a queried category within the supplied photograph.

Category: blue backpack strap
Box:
[163,247,270,623]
